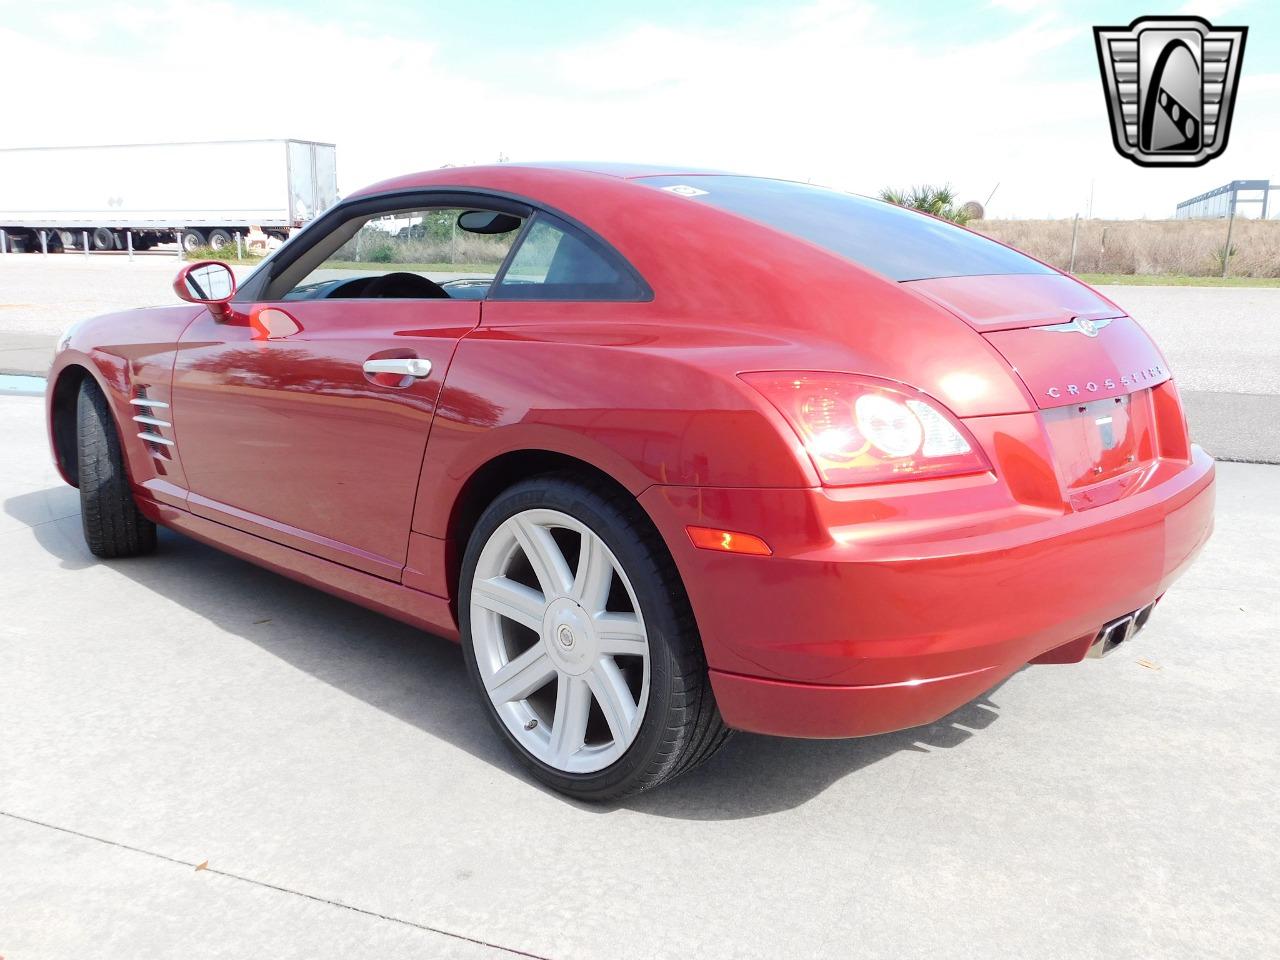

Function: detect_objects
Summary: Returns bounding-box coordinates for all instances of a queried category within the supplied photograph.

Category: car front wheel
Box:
[76,380,157,558]
[460,475,729,800]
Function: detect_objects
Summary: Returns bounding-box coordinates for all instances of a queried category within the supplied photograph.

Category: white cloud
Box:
[0,2,460,173]
[1177,0,1247,20]
[3,0,1275,218]
[986,0,1055,14]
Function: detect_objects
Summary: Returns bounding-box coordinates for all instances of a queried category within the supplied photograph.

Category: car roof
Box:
[347,162,739,199]
[505,161,730,179]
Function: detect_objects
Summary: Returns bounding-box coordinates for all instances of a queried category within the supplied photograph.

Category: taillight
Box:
[740,372,989,486]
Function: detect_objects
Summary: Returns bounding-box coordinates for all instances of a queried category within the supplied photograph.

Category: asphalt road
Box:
[2,256,1277,461]
[2,392,1277,959]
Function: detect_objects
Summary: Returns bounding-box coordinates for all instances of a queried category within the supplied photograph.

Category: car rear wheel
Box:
[76,380,157,558]
[460,475,729,800]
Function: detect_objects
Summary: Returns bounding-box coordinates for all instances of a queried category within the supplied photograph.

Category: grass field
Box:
[972,218,1280,279]
[1077,273,1280,288]
[184,245,264,266]
[318,261,495,274]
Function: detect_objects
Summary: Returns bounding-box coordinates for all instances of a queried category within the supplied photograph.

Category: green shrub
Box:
[1213,242,1238,275]
[365,242,396,263]
[184,244,263,263]
[879,184,973,224]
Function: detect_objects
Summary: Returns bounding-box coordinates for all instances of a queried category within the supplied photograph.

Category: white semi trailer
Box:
[0,139,338,254]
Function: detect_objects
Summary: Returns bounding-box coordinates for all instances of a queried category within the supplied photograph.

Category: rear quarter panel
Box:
[412,301,819,539]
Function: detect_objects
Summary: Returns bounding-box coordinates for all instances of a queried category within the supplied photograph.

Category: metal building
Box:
[1175,180,1273,219]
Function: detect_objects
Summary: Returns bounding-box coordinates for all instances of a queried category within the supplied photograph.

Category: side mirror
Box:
[174,261,236,320]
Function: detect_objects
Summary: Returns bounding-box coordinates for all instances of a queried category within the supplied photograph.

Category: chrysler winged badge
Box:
[1036,318,1114,338]
[1094,16,1247,167]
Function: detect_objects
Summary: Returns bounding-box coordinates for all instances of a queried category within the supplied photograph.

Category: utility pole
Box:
[1222,196,1237,278]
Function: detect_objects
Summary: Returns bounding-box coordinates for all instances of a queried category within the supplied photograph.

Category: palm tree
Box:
[879,184,973,224]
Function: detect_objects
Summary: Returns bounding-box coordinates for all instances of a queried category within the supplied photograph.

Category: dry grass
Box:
[970,218,1280,278]
[341,231,514,268]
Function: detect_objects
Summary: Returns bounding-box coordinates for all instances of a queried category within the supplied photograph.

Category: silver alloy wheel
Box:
[469,508,650,774]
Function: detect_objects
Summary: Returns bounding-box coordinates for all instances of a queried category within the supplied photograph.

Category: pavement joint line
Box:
[0,809,553,960]
[7,513,80,529]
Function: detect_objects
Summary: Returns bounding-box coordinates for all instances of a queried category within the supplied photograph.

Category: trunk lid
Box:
[907,274,1176,509]
[906,273,1170,409]
[981,316,1169,409]
[905,273,1123,333]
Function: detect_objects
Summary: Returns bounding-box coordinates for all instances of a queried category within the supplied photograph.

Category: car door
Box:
[169,199,523,580]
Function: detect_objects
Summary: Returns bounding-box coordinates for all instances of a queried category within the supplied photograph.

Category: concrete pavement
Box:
[2,813,507,959]
[0,331,59,378]
[0,255,253,378]
[1101,283,1280,465]
[2,392,1277,959]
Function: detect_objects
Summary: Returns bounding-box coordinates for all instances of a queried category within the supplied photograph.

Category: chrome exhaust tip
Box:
[1133,601,1156,632]
[1088,602,1157,659]
[1089,616,1133,658]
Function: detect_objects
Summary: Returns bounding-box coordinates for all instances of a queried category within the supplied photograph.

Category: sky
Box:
[1,0,1276,219]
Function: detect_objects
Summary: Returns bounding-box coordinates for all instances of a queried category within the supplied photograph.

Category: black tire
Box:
[180,229,205,253]
[206,229,232,252]
[459,474,730,801]
[76,380,157,558]
[91,227,116,251]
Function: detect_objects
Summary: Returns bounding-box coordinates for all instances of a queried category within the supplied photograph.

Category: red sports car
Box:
[46,163,1215,799]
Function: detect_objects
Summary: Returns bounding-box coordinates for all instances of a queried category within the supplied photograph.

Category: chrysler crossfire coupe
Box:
[46,163,1215,799]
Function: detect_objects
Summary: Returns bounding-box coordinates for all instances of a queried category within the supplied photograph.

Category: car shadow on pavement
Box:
[8,487,1008,821]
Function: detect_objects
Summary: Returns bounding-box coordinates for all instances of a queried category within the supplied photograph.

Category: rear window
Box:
[492,213,644,301]
[639,175,1053,282]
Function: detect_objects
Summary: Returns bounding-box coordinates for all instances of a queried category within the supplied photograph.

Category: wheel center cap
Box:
[542,598,596,675]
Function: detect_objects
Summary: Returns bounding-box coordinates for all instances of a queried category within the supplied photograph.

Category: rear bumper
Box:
[640,446,1215,738]
[709,664,1010,739]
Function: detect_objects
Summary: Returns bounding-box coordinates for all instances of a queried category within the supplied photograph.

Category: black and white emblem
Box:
[1094,16,1247,167]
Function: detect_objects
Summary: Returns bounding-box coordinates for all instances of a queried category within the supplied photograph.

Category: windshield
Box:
[638,175,1053,282]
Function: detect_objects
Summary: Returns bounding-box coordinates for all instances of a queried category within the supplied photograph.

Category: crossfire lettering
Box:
[1046,365,1166,399]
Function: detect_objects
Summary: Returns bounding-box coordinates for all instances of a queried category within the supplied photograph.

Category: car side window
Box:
[275,207,523,302]
[492,214,644,301]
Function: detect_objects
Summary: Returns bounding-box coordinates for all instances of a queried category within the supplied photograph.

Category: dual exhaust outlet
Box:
[1088,602,1157,659]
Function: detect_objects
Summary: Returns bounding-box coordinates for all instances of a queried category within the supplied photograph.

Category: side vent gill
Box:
[131,387,174,457]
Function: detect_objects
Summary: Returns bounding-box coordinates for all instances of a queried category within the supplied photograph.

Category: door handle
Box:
[363,358,432,378]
